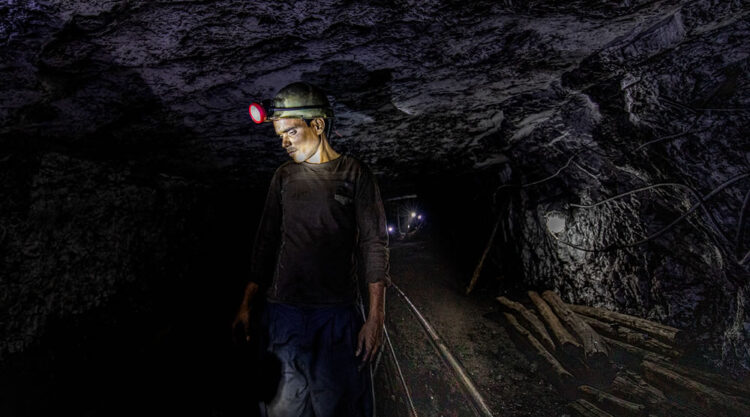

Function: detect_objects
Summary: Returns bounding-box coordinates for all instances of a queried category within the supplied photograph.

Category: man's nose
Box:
[281,135,291,148]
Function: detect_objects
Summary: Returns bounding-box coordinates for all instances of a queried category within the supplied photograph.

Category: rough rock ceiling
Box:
[2,0,749,375]
[6,0,742,186]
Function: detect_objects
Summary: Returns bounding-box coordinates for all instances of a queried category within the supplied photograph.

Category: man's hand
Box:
[232,306,252,344]
[232,282,259,344]
[356,310,384,364]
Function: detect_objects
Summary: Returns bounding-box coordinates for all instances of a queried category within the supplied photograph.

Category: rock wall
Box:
[497,0,749,372]
[0,2,747,410]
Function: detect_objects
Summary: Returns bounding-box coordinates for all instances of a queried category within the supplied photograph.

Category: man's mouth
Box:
[287,148,296,155]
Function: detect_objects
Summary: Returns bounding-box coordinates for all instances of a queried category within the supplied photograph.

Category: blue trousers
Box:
[258,302,373,417]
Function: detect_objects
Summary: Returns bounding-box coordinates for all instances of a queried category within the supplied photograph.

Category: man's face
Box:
[273,118,321,163]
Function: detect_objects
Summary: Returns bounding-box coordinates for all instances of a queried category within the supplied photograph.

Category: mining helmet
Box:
[248,82,334,124]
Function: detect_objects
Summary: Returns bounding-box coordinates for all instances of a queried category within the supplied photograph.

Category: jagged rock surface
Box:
[1,0,748,407]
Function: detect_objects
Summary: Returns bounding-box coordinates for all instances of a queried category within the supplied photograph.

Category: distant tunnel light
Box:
[417,214,422,220]
[410,211,416,218]
[545,212,566,234]
[388,226,394,233]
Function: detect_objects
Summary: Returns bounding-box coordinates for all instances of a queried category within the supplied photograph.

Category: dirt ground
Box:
[372,230,568,416]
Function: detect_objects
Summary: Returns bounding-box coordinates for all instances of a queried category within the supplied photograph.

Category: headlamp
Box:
[248,99,332,124]
[248,102,267,124]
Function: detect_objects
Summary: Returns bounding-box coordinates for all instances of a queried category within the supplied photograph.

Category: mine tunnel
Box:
[1,1,749,416]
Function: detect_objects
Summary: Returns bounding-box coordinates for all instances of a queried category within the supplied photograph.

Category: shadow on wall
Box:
[0,5,267,417]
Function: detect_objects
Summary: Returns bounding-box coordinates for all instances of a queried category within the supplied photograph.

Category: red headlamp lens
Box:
[249,102,267,124]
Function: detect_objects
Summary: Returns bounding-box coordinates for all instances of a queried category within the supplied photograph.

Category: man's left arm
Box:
[353,164,391,363]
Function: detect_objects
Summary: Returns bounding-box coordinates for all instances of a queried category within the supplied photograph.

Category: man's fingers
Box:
[231,319,242,344]
[231,313,251,345]
[363,336,377,362]
[368,339,382,362]
[355,331,364,356]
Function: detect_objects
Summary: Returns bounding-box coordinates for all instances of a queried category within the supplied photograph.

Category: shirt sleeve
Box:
[355,162,392,287]
[248,167,283,290]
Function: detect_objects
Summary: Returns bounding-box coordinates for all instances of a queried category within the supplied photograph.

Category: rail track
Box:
[363,282,496,417]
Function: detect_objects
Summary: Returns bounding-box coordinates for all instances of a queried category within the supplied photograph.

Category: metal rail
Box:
[384,325,420,417]
[390,283,496,417]
[358,297,418,417]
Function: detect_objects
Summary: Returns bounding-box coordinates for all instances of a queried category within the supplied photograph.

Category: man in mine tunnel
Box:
[233,81,391,417]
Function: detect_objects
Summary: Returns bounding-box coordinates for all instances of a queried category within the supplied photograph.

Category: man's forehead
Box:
[273,118,306,134]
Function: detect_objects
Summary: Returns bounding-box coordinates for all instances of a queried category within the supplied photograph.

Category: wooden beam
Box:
[609,372,667,406]
[606,337,750,400]
[642,360,750,417]
[497,296,556,352]
[577,385,645,417]
[528,290,582,358]
[465,215,501,295]
[568,304,681,345]
[647,359,750,400]
[609,372,704,417]
[542,291,609,367]
[502,312,574,386]
[566,399,614,417]
[579,315,681,358]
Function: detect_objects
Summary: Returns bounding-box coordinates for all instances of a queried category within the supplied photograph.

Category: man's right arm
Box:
[247,168,283,293]
[234,168,283,340]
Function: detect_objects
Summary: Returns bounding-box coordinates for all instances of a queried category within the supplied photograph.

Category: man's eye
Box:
[289,129,297,136]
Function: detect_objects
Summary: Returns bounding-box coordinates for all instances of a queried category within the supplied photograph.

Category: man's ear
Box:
[312,118,325,134]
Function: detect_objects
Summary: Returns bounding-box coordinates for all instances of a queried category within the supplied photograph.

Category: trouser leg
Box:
[308,305,373,417]
[260,303,314,417]
[260,303,373,417]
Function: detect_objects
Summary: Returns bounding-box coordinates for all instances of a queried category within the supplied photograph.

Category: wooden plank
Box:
[502,312,574,386]
[647,359,750,400]
[465,215,501,295]
[497,296,556,352]
[580,315,681,358]
[568,304,681,345]
[642,360,750,417]
[542,291,609,367]
[605,336,750,401]
[610,372,667,405]
[566,399,614,417]
[577,385,645,416]
[609,372,705,417]
[528,290,582,357]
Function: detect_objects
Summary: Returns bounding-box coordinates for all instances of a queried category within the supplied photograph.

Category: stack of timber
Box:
[497,290,750,416]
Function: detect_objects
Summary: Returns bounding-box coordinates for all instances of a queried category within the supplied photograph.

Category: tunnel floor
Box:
[374,230,566,416]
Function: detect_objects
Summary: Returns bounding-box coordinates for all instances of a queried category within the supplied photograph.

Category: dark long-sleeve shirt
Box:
[248,154,391,306]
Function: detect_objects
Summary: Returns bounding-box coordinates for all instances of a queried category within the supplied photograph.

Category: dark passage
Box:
[1,1,749,416]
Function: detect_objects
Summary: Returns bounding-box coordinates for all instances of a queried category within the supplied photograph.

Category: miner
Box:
[234,81,391,417]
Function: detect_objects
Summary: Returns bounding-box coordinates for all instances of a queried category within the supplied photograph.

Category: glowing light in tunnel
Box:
[417,214,422,220]
[388,226,394,233]
[411,211,416,218]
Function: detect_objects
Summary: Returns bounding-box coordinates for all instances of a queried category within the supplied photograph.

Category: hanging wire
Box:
[569,181,733,246]
[549,173,749,254]
[632,129,697,153]
[736,188,750,263]
[490,93,745,260]
[492,148,598,206]
[495,151,583,191]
